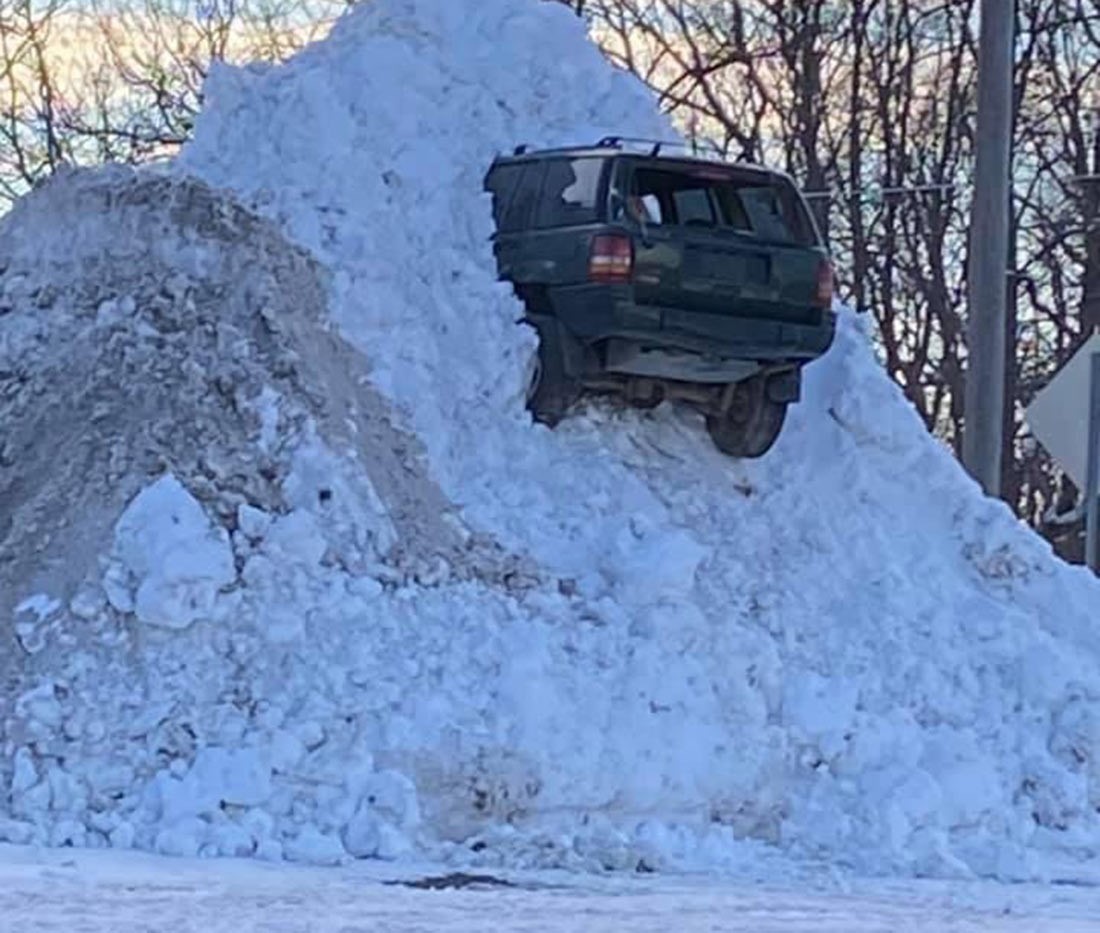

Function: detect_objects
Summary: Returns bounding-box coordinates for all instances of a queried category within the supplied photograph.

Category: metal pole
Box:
[962,0,1015,498]
[1085,353,1100,573]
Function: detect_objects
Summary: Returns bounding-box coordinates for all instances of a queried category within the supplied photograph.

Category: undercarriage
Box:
[525,322,800,459]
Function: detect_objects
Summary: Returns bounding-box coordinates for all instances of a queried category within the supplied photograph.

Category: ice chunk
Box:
[111,474,236,629]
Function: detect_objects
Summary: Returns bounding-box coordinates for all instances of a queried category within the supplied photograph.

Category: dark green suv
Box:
[484,137,836,458]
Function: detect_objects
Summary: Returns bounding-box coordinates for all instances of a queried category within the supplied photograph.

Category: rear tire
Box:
[705,377,788,459]
[525,318,579,427]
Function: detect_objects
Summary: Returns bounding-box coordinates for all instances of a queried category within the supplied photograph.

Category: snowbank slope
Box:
[1,0,1098,882]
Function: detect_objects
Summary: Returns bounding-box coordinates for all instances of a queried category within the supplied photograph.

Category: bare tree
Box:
[571,0,1099,559]
[79,0,348,157]
[0,0,73,200]
[0,0,349,204]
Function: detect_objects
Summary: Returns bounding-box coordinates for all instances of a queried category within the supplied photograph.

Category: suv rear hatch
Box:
[619,159,830,326]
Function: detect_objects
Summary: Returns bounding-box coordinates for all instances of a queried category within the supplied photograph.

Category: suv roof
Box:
[493,136,790,184]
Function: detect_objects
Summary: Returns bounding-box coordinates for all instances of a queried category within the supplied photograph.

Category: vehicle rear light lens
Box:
[815,258,834,308]
[589,234,634,284]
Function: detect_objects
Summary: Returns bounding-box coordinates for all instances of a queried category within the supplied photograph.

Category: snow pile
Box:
[0,166,534,860]
[2,0,1100,883]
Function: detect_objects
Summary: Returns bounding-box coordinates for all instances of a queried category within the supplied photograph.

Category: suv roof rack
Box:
[500,138,781,175]
[595,136,726,160]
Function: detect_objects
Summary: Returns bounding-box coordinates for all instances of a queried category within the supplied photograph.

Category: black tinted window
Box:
[534,157,604,229]
[486,163,523,227]
[500,163,542,233]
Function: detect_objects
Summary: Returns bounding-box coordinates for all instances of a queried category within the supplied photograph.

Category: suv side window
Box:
[486,163,524,228]
[500,162,544,233]
[534,157,605,229]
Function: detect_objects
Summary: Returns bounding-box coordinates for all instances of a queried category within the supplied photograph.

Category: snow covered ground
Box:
[2,0,1100,895]
[3,845,1099,932]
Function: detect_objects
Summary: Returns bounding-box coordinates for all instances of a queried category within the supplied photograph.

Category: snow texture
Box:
[3,845,1100,933]
[1,0,1099,885]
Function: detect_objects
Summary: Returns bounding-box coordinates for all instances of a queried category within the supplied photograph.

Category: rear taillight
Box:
[814,258,834,308]
[588,234,634,284]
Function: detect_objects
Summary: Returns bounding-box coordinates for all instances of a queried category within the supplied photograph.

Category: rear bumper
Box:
[550,283,836,361]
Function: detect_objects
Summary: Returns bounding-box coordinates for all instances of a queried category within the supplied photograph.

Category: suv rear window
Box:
[534,157,605,229]
[486,157,606,233]
[628,166,815,246]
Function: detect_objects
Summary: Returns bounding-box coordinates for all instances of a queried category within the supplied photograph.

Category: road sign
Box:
[1026,333,1100,490]
[1025,332,1100,572]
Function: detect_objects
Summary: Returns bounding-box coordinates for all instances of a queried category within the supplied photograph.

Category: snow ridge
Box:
[1,0,1098,883]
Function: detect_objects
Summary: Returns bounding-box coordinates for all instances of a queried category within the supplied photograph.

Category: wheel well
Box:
[513,283,552,315]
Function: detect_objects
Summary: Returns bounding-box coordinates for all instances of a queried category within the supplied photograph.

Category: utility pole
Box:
[963,0,1015,497]
[1087,353,1100,573]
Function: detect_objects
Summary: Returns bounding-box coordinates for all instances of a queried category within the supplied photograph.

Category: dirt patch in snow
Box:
[0,166,527,700]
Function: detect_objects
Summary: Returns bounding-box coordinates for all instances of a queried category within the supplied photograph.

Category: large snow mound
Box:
[0,165,517,641]
[1,0,1098,882]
